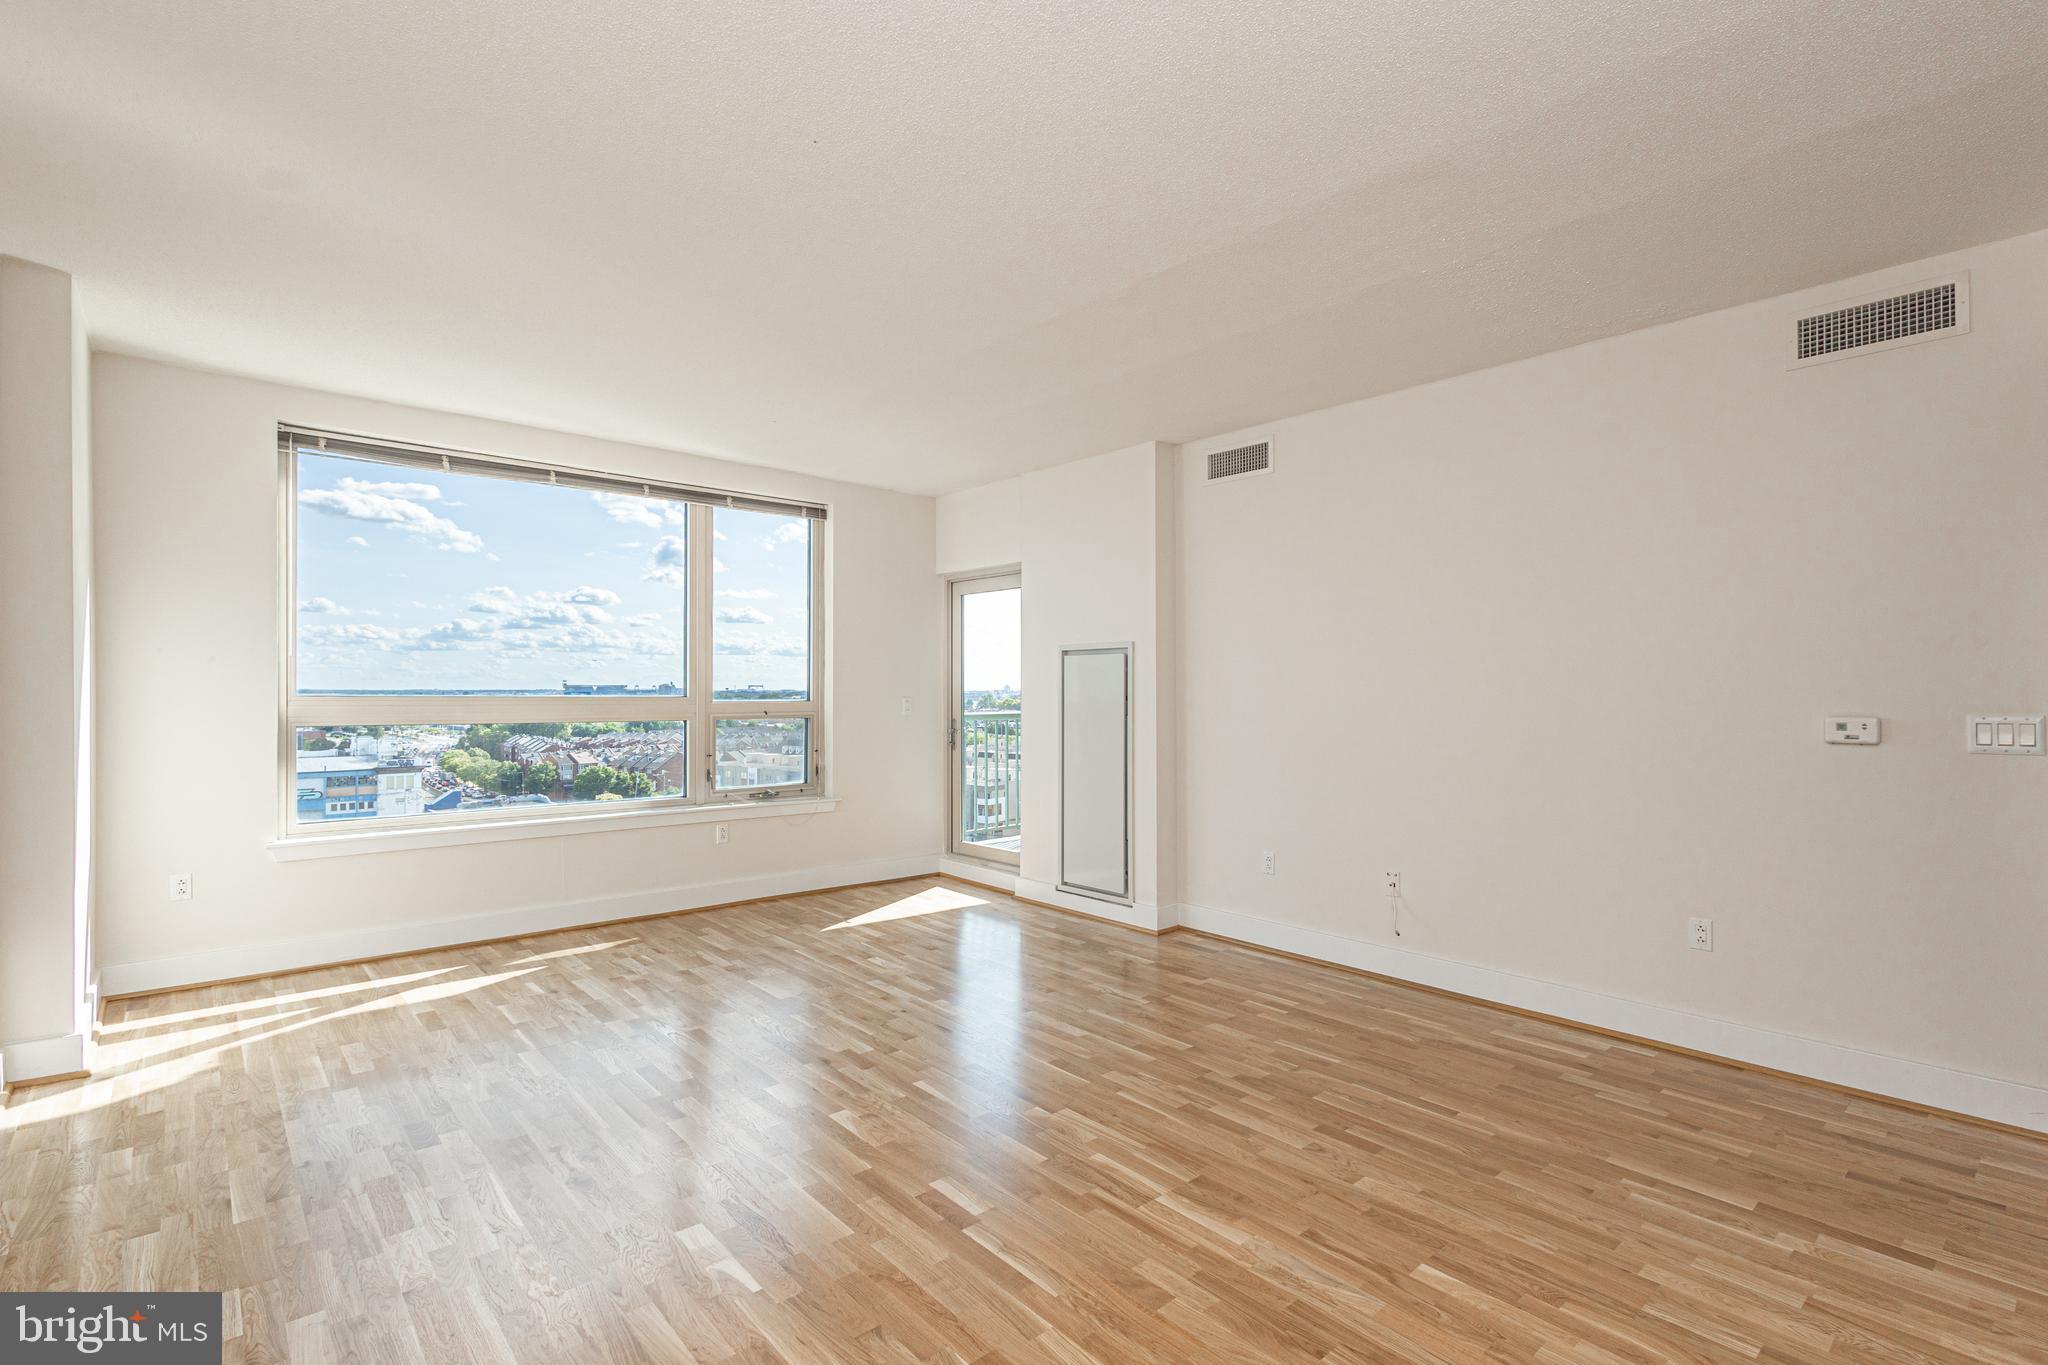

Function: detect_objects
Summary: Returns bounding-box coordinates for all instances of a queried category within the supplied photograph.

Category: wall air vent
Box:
[1790,274,1968,368]
[1206,440,1271,482]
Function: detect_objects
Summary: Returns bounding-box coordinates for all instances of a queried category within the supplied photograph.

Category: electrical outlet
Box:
[715,823,730,846]
[169,873,192,902]
[1383,870,1402,899]
[1260,851,1276,876]
[900,697,912,715]
[1687,916,1713,951]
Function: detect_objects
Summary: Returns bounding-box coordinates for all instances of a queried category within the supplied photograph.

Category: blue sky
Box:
[961,587,1020,694]
[295,452,810,694]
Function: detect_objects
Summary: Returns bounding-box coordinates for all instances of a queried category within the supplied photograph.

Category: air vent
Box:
[1206,440,1271,482]
[1790,274,1968,368]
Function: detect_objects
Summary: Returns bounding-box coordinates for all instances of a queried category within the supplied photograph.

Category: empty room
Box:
[3,3,2046,1361]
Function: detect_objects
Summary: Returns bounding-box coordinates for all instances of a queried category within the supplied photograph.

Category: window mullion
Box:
[689,500,715,804]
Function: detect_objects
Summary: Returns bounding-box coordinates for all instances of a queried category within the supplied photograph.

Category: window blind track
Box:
[279,424,828,520]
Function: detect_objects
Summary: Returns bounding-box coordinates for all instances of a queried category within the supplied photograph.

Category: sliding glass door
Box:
[950,574,1021,865]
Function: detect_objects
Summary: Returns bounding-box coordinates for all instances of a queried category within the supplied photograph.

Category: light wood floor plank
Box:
[6,877,2045,1362]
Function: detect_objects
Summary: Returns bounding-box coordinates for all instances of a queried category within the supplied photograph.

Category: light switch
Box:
[1968,715,2045,755]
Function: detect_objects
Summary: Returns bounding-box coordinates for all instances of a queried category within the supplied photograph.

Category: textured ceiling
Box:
[4,2,2046,494]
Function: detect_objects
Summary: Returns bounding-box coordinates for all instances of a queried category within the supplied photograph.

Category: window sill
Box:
[267,796,839,861]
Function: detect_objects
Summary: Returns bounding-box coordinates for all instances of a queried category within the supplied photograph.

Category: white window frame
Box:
[277,427,827,840]
[947,571,1022,869]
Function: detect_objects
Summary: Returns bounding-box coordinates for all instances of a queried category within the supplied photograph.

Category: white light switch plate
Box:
[1967,715,2044,755]
[1824,716,1880,745]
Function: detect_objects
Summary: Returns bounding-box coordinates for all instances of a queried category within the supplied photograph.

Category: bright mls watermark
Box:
[2,1295,221,1361]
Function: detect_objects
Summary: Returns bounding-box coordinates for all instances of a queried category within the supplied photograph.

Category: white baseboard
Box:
[938,856,1018,893]
[1,1030,89,1088]
[1177,902,2048,1136]
[99,855,941,999]
[89,861,2044,1135]
[1014,878,1168,933]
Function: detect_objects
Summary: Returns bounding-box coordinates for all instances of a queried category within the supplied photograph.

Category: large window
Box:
[283,427,824,831]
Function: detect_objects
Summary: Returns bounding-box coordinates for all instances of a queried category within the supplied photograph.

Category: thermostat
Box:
[1824,716,1880,745]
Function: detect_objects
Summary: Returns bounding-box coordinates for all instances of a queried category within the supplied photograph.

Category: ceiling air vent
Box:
[1790,274,1968,368]
[1206,440,1271,482]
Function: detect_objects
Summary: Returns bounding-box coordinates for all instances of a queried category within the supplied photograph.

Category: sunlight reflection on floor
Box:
[822,886,989,931]
[508,937,639,964]
[94,966,466,1033]
[4,966,544,1130]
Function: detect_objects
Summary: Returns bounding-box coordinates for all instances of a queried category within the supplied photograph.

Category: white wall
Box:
[0,257,93,1084]
[937,443,1178,926]
[1178,231,2048,1108]
[934,477,1022,575]
[91,356,943,991]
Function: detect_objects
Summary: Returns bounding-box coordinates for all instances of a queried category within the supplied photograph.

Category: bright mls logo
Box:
[2,1295,221,1362]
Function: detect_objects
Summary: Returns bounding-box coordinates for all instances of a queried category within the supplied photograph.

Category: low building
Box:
[295,753,380,822]
[296,752,423,822]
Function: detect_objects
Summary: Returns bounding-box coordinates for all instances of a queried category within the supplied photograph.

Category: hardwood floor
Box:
[5,876,2045,1363]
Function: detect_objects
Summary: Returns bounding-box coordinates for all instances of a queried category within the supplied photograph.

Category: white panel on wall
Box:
[1060,645,1131,902]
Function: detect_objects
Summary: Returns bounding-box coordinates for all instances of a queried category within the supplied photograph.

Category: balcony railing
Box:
[960,710,1021,847]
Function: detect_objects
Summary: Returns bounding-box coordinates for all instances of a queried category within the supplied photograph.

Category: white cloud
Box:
[299,482,482,553]
[470,585,621,627]
[713,638,808,657]
[307,567,686,677]
[713,528,728,541]
[299,596,348,615]
[713,557,727,573]
[339,476,442,500]
[639,535,694,589]
[715,606,771,625]
[758,521,807,552]
[399,618,496,651]
[302,621,402,649]
[503,601,614,628]
[346,535,369,548]
[715,587,775,600]
[592,491,685,529]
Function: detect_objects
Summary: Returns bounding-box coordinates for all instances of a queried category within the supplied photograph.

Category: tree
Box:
[574,764,623,801]
[524,760,559,793]
[463,725,513,760]
[572,764,655,801]
[303,737,337,752]
[440,747,514,792]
